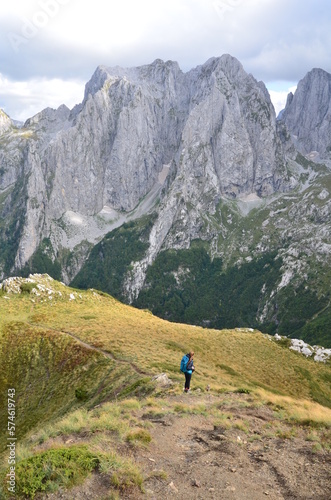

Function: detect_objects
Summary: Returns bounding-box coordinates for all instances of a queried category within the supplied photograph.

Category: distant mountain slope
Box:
[72,159,331,346]
[281,68,331,159]
[1,56,331,346]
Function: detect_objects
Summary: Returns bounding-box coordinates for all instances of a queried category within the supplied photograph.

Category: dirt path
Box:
[36,391,330,500]
[133,393,330,500]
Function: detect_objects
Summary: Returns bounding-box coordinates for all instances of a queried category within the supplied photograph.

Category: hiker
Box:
[183,351,195,392]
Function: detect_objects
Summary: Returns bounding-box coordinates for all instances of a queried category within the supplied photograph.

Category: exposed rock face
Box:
[0,109,13,135]
[0,55,293,277]
[281,68,331,158]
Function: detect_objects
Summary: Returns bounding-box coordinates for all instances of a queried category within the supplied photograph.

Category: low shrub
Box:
[126,429,152,445]
[20,282,37,294]
[75,388,89,401]
[234,388,251,394]
[3,446,99,499]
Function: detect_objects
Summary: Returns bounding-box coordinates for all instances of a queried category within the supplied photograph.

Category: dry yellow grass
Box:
[256,389,331,426]
[18,286,330,402]
[1,272,330,500]
[1,278,331,423]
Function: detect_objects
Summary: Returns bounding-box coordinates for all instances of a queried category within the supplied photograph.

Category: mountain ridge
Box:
[0,55,330,346]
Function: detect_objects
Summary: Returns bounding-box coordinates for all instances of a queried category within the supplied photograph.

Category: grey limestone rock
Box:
[0,55,298,280]
[281,68,331,157]
[0,109,13,135]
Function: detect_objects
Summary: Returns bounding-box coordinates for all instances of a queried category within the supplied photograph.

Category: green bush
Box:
[275,337,292,349]
[2,446,99,498]
[75,388,89,401]
[20,282,37,294]
[234,388,251,394]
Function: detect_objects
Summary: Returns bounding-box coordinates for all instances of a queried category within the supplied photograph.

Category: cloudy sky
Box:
[0,0,330,121]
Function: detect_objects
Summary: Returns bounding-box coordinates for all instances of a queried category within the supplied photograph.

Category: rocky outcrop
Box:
[274,334,331,363]
[280,68,331,158]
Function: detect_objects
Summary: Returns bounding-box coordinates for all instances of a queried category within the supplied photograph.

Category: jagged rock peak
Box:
[281,67,331,156]
[25,104,71,126]
[84,65,111,100]
[286,91,294,107]
[203,54,245,76]
[83,55,252,103]
[0,108,13,135]
[186,54,272,107]
[84,58,183,101]
[191,54,243,73]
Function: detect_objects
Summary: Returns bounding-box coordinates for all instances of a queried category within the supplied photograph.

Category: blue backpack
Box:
[180,354,189,373]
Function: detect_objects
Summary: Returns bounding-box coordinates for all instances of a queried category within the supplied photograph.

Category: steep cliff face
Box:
[182,56,289,199]
[0,55,293,279]
[120,56,296,300]
[0,109,13,135]
[281,68,331,158]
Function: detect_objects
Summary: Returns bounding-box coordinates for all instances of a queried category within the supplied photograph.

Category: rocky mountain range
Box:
[0,55,330,346]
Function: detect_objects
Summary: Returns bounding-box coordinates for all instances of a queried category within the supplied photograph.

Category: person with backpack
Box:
[180,351,195,392]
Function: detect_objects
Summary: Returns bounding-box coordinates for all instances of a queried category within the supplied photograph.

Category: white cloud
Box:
[0,0,330,118]
[267,85,297,117]
[0,74,84,121]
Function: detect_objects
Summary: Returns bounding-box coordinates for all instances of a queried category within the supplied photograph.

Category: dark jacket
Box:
[186,354,194,374]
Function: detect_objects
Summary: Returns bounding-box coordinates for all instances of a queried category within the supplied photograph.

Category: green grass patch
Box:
[126,429,152,445]
[19,282,37,294]
[216,364,240,377]
[173,403,207,416]
[1,446,99,499]
[98,451,143,492]
[0,442,145,498]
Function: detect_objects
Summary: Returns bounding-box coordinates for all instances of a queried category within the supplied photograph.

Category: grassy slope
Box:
[0,280,152,453]
[0,276,330,498]
[1,278,330,423]
[48,289,331,405]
